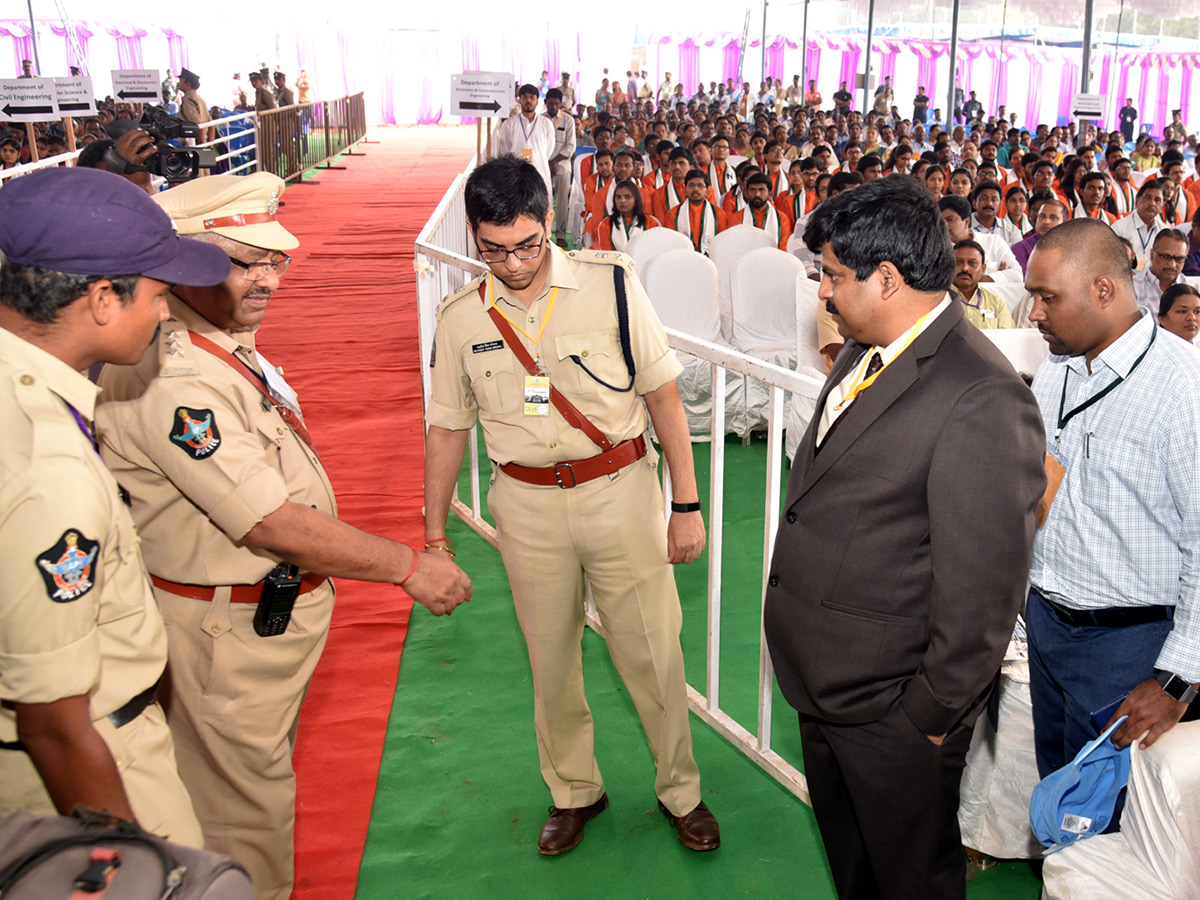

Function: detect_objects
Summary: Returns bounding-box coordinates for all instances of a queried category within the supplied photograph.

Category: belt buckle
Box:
[553,462,577,488]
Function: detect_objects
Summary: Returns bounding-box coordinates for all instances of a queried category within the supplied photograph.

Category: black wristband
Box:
[670,500,702,513]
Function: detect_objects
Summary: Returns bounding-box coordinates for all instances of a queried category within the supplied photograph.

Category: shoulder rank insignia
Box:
[36,530,100,602]
[170,406,221,459]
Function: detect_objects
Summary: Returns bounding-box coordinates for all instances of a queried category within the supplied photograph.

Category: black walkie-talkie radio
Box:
[254,564,302,637]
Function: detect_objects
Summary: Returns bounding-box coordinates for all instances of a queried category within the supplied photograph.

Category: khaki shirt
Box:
[255,85,277,112]
[0,328,167,743]
[428,246,682,467]
[180,89,210,127]
[95,295,336,585]
[275,86,295,107]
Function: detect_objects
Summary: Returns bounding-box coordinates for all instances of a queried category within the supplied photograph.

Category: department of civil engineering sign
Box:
[0,78,60,122]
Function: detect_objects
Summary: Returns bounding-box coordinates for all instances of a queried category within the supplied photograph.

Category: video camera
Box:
[138,106,217,182]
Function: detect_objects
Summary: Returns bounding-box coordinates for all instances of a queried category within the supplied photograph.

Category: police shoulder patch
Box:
[169,406,221,459]
[36,529,100,602]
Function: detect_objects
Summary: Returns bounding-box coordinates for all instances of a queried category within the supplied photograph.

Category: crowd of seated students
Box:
[546,74,1199,339]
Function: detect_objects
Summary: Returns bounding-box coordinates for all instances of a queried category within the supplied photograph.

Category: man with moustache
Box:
[741,173,791,249]
[94,172,471,900]
[669,169,726,253]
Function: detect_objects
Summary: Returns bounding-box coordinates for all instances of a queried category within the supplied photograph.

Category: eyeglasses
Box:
[478,235,545,264]
[1154,251,1188,266]
[228,253,291,278]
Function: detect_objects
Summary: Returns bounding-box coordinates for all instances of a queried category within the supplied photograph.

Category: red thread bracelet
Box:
[398,547,420,587]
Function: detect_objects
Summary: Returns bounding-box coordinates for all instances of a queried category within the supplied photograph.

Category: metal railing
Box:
[414,158,826,803]
[0,92,366,187]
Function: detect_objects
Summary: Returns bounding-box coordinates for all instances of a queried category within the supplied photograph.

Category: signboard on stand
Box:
[54,76,97,117]
[451,71,514,162]
[0,77,60,121]
[1071,92,1105,120]
[111,68,161,103]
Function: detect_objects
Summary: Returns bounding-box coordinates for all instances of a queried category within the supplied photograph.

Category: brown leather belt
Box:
[150,572,327,604]
[500,436,646,488]
[1,679,161,752]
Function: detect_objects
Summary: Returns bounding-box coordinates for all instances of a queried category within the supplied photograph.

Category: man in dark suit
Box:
[763,176,1046,900]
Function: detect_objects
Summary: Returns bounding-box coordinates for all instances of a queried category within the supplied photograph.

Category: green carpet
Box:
[357,433,1042,899]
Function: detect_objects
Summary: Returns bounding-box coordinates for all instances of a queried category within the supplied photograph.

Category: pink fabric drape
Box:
[12,35,34,75]
[1097,54,1112,128]
[460,36,479,125]
[162,29,188,77]
[989,56,1008,118]
[722,40,741,85]
[415,35,442,125]
[1137,57,1152,132]
[1182,67,1194,132]
[1057,62,1079,124]
[804,47,821,85]
[1024,62,1042,132]
[880,51,898,83]
[917,56,937,104]
[838,48,861,99]
[1153,66,1171,139]
[49,23,92,74]
[765,41,785,83]
[679,39,700,95]
[1115,62,1132,139]
[543,38,559,88]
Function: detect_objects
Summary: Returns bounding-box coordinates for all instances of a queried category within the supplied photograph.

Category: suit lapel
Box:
[791,340,864,488]
[788,301,964,507]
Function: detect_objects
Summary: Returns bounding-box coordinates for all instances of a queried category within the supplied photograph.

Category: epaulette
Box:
[566,248,636,271]
[436,272,487,320]
[157,321,199,377]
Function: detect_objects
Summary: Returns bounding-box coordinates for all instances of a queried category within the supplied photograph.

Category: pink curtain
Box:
[1183,67,1194,132]
[679,39,700,95]
[48,23,92,74]
[917,55,937,103]
[1154,65,1171,139]
[162,29,187,77]
[11,34,34,75]
[1137,57,1151,132]
[880,51,898,83]
[1115,62,1132,140]
[838,48,861,97]
[1097,54,1112,128]
[1057,62,1078,124]
[460,36,479,125]
[805,47,821,84]
[105,27,147,70]
[722,40,741,84]
[989,56,1007,118]
[543,38,559,88]
[765,40,785,83]
[1024,62,1042,131]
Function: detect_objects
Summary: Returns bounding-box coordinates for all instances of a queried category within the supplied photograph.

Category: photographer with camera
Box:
[80,109,217,191]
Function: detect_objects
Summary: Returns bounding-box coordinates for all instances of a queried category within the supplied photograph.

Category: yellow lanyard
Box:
[488,275,559,360]
[836,311,930,410]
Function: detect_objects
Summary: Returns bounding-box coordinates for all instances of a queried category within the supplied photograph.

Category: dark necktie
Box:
[816,352,883,454]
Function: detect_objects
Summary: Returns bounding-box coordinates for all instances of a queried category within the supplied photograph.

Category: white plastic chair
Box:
[1042,721,1200,900]
[785,274,827,461]
[640,249,741,438]
[981,328,1051,381]
[623,228,692,272]
[568,150,594,246]
[707,224,775,342]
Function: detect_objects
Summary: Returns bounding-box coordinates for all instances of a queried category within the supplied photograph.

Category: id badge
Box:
[523,375,550,416]
[521,147,533,161]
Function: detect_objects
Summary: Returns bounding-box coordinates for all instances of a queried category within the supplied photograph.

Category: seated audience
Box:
[1112,179,1167,263]
[1133,228,1197,313]
[939,195,1022,282]
[667,168,725,253]
[1012,198,1068,273]
[739,172,791,250]
[1157,282,1200,344]
[951,240,1016,329]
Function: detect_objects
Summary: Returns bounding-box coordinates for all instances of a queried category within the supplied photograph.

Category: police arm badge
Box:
[170,406,222,459]
[36,529,100,602]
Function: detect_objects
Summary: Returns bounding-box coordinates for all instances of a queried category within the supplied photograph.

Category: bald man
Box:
[1025,219,1200,787]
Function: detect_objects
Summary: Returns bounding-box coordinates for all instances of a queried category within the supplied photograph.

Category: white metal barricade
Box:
[413,159,825,803]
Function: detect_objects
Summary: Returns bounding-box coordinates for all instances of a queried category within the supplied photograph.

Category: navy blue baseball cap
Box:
[0,168,230,286]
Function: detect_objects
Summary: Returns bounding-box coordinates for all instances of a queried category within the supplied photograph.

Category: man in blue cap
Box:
[0,167,230,841]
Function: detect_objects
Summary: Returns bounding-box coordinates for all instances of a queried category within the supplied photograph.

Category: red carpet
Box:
[252,127,476,900]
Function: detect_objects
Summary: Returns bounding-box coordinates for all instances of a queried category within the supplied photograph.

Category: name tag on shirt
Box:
[981,308,995,318]
[472,340,504,354]
[521,147,533,161]
[523,375,550,416]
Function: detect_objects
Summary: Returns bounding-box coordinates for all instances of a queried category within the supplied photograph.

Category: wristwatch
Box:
[1156,670,1199,704]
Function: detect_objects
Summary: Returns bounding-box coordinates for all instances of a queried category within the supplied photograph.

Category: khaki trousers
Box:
[155,580,334,900]
[489,449,702,816]
[0,702,202,847]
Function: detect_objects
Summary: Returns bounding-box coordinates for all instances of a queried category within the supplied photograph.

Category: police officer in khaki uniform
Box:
[178,68,213,145]
[0,168,230,843]
[95,172,471,900]
[424,156,720,856]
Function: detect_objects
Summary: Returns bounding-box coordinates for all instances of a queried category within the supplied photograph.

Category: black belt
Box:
[1042,594,1172,628]
[0,679,160,752]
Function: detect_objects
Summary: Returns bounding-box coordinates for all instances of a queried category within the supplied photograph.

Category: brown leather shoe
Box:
[537,793,609,856]
[658,800,720,851]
